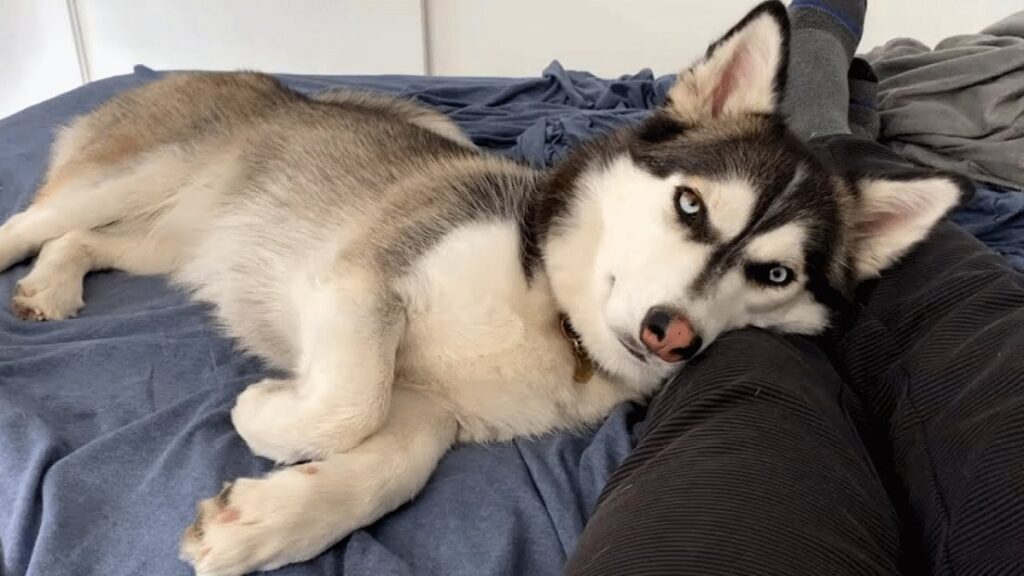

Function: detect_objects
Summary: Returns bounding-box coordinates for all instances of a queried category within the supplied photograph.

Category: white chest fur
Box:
[395,221,632,443]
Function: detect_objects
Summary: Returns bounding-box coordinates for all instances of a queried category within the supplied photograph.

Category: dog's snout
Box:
[640,307,701,363]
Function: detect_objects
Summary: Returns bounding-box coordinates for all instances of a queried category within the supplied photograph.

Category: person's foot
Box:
[783,0,867,139]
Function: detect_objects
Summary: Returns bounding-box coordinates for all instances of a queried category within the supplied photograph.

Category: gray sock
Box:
[782,0,867,139]
[847,57,880,140]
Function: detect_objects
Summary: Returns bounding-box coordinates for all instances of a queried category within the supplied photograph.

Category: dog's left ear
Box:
[667,1,789,123]
[851,173,974,279]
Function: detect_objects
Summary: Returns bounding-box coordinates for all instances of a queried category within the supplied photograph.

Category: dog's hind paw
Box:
[10,278,83,321]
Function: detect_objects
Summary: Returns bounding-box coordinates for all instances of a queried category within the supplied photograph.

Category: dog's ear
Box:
[666,1,789,123]
[851,173,974,279]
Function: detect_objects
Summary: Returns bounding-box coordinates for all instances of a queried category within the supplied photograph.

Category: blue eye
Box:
[675,186,702,216]
[768,266,789,284]
[745,263,796,287]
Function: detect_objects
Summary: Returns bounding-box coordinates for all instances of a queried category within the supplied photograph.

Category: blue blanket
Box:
[1,63,1022,576]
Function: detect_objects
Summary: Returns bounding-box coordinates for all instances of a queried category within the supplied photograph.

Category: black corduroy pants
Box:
[566,139,1024,575]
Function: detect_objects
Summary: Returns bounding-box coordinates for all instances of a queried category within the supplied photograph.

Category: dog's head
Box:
[541,1,971,387]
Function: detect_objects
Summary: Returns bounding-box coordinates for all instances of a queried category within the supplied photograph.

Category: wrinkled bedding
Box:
[865,10,1024,189]
[0,63,1021,576]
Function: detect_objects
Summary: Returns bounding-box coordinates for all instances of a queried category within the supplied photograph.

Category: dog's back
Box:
[45,72,469,185]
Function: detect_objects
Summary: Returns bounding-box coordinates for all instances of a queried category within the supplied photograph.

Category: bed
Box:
[1,63,1022,576]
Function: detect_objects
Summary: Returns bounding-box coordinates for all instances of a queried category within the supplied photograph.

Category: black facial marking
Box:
[522,129,634,279]
[686,139,807,294]
[805,252,853,330]
[637,112,688,144]
[629,113,848,311]
[535,79,857,321]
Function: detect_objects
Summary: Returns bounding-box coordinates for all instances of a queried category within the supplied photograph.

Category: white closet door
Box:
[76,0,426,80]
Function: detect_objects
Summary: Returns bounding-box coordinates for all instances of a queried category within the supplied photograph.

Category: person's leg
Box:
[783,0,866,138]
[812,134,1024,573]
[565,330,900,576]
[780,0,1024,568]
[838,223,1024,574]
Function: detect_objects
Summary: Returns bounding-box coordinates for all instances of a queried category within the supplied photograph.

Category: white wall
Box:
[76,0,425,80]
[864,1,1021,57]
[2,0,1021,118]
[0,0,83,118]
[427,0,1024,77]
[428,1,757,77]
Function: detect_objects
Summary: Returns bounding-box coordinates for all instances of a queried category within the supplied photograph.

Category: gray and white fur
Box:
[0,3,969,575]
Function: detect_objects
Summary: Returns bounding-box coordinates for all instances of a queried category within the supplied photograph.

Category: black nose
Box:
[641,307,672,341]
[673,335,703,361]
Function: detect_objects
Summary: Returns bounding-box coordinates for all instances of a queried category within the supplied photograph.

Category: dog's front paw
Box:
[180,469,334,576]
[11,277,83,321]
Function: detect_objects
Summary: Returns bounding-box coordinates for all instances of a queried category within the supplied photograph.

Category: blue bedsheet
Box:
[1,63,1021,576]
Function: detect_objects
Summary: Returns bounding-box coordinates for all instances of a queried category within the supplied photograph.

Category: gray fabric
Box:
[785,0,869,138]
[785,29,853,138]
[789,0,865,57]
[864,11,1024,189]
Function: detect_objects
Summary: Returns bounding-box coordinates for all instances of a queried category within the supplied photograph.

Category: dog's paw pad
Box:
[180,483,241,568]
[180,476,321,576]
[11,298,48,321]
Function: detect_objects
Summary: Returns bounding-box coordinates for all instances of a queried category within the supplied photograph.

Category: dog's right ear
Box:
[666,1,790,123]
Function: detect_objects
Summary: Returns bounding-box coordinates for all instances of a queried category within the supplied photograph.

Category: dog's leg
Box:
[0,151,187,272]
[181,388,456,576]
[11,228,179,321]
[0,174,115,271]
[231,263,404,464]
[0,202,76,273]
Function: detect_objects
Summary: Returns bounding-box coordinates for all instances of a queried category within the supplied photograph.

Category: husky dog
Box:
[0,2,968,574]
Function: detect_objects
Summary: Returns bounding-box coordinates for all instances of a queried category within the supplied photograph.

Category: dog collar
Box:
[559,314,594,383]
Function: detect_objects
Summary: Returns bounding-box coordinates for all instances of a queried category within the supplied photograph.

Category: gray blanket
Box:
[865,11,1024,189]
